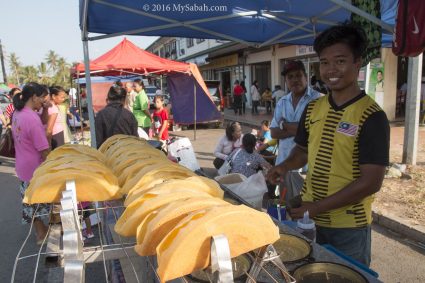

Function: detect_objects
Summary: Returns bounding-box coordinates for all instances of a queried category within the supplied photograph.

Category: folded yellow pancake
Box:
[105,144,161,162]
[105,140,154,156]
[123,171,195,195]
[45,154,100,163]
[124,176,224,206]
[118,159,170,186]
[48,144,106,162]
[33,159,113,179]
[24,170,121,203]
[113,156,168,177]
[34,156,103,176]
[99,135,145,153]
[115,189,212,237]
[126,185,220,207]
[122,164,194,194]
[135,197,229,256]
[110,149,166,170]
[104,141,151,160]
[156,205,280,283]
[124,176,193,199]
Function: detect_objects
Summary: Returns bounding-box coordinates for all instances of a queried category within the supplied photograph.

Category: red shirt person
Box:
[233,80,244,115]
[152,95,169,141]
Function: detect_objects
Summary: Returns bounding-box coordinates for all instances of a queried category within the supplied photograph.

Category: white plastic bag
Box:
[217,160,232,176]
[227,172,268,209]
[217,149,242,176]
[138,128,149,140]
[167,137,200,171]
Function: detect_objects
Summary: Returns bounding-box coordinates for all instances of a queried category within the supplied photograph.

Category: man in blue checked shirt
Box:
[270,60,321,202]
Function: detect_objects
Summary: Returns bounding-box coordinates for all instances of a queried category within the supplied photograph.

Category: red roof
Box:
[73,38,190,76]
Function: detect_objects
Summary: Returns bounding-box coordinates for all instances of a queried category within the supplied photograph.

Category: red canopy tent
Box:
[72,39,221,144]
[72,38,191,76]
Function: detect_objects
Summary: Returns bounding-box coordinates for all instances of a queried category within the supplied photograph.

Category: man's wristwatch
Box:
[279,120,285,130]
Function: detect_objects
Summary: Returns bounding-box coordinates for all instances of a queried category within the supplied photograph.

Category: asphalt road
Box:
[1,127,424,282]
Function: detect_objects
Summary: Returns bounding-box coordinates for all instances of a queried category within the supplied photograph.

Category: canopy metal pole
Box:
[402,53,423,165]
[76,71,84,138]
[81,0,97,148]
[194,82,197,141]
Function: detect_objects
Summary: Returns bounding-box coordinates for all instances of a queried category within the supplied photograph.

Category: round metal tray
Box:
[273,233,312,263]
[292,262,368,283]
[188,254,251,282]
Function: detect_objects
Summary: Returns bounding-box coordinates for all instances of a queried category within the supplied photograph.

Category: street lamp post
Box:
[0,39,7,83]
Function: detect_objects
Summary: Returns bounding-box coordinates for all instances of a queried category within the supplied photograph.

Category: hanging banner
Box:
[367,62,384,107]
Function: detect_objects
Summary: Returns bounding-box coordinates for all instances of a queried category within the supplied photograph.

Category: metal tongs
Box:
[246,244,296,283]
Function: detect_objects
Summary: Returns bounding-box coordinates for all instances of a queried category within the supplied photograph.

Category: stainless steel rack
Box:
[12,180,297,283]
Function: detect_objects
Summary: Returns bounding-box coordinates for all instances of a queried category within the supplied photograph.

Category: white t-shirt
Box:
[250,85,260,101]
[69,88,77,107]
[214,135,243,160]
[272,89,285,101]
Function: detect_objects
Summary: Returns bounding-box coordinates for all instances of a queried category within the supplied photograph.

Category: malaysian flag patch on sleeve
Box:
[337,122,359,137]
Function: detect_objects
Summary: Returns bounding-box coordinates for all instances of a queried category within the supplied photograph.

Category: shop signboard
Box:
[295,45,315,56]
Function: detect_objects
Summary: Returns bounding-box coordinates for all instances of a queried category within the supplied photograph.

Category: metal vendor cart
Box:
[12,174,381,283]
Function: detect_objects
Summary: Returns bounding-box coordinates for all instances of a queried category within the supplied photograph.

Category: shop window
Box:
[170,40,177,55]
[186,38,194,48]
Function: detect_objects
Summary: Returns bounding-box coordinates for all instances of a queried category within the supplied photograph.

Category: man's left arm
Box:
[290,111,390,218]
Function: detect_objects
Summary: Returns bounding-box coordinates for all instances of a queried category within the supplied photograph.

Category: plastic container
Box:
[296,211,316,242]
[266,199,287,222]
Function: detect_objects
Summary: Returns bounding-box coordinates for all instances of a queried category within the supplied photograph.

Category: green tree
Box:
[22,66,38,83]
[56,57,70,86]
[9,52,22,85]
[45,50,59,74]
[37,62,50,85]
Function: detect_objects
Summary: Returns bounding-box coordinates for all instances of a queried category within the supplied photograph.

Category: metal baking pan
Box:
[273,233,313,263]
[292,261,368,283]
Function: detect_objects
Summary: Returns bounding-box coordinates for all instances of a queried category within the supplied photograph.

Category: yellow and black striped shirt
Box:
[295,92,389,228]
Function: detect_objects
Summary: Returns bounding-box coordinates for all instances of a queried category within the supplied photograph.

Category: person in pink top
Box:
[12,82,51,245]
[46,86,66,149]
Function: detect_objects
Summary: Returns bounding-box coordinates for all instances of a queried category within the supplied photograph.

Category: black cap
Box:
[281,60,306,76]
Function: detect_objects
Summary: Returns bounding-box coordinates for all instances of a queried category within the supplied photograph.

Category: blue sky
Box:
[1,0,158,74]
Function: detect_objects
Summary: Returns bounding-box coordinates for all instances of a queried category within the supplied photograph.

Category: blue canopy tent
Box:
[79,0,397,147]
[80,0,395,44]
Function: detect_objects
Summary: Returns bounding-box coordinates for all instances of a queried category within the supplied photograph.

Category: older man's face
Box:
[285,69,307,96]
[125,82,133,93]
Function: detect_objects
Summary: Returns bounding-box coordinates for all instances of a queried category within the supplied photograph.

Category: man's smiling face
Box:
[319,43,361,93]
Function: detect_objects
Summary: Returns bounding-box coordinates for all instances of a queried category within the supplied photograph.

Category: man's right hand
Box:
[266,164,288,185]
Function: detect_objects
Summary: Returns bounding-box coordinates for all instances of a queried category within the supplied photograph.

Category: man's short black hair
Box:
[313,22,367,60]
[108,84,126,101]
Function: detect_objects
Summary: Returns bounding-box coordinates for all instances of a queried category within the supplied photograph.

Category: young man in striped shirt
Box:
[267,23,390,266]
